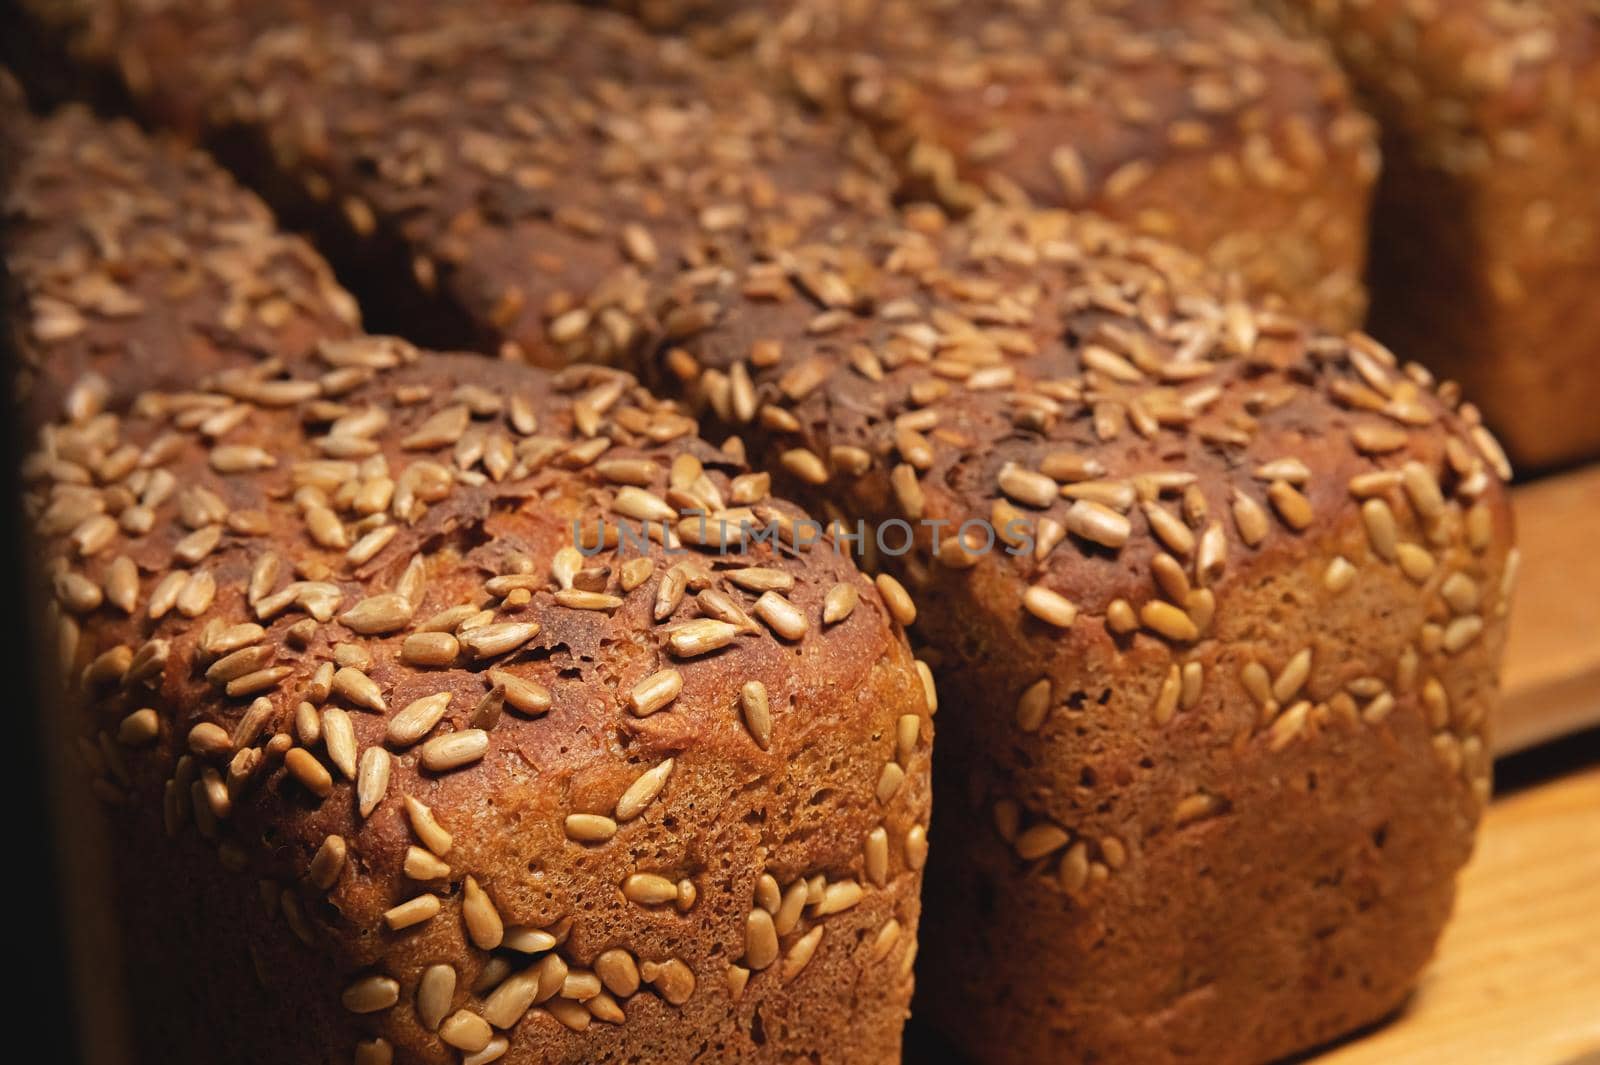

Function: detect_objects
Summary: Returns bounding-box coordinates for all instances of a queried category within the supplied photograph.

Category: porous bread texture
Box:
[3,103,360,427]
[650,202,1516,1064]
[1269,0,1600,470]
[27,342,931,1059]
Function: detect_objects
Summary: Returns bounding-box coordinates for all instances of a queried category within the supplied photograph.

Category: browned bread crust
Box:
[19,110,933,1065]
[9,7,1519,1063]
[33,343,934,1065]
[619,0,1381,330]
[28,1,897,368]
[648,202,1516,1064]
[14,0,372,130]
[33,0,1373,345]
[1270,0,1600,470]
[3,102,360,426]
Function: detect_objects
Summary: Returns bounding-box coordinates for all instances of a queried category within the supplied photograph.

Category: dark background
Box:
[1,259,83,1063]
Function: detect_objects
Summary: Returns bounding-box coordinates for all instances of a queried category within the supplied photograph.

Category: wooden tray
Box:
[1310,768,1600,1064]
[1497,465,1600,754]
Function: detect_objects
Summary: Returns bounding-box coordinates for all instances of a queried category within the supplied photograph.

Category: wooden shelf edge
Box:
[1494,465,1600,756]
[1311,768,1600,1064]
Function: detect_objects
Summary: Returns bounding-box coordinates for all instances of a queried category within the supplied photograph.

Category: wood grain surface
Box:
[1311,768,1600,1065]
[1498,465,1600,754]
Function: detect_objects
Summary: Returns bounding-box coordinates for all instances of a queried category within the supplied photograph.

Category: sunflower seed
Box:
[460,621,541,659]
[823,582,858,624]
[357,748,390,816]
[615,758,674,821]
[1022,585,1076,628]
[321,707,357,779]
[384,894,441,931]
[740,681,772,749]
[417,965,457,1031]
[629,669,683,716]
[342,975,399,1014]
[875,574,917,627]
[564,814,618,843]
[418,730,488,772]
[754,591,808,640]
[462,876,503,949]
[667,619,739,657]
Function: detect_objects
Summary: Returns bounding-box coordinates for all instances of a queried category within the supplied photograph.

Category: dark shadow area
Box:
[1362,131,1488,436]
[1493,725,1600,798]
[0,197,85,1065]
[904,1018,971,1064]
[0,0,134,117]
[199,121,494,355]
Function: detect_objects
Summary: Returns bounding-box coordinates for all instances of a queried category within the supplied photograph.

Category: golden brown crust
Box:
[1272,0,1600,469]
[3,102,361,427]
[33,342,933,1065]
[647,202,1515,1064]
[17,105,932,1065]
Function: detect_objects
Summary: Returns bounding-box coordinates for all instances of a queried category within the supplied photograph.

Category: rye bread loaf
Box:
[20,0,898,367]
[2,101,360,427]
[29,0,1373,342]
[31,353,935,1065]
[614,0,1381,330]
[7,8,1520,1062]
[1266,0,1600,470]
[16,107,934,1065]
[648,201,1517,1064]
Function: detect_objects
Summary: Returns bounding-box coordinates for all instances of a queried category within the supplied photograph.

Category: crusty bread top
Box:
[30,339,932,1059]
[4,103,360,425]
[653,202,1516,703]
[58,1,898,369]
[753,0,1381,328]
[1269,0,1600,469]
[762,0,1372,201]
[1279,0,1599,151]
[31,0,1379,350]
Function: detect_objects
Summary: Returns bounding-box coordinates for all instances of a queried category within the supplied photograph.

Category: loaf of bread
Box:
[3,100,360,427]
[618,0,1381,331]
[17,106,933,1065]
[16,0,488,137]
[650,202,1516,1064]
[36,0,1376,338]
[24,0,897,367]
[10,6,1521,1063]
[1266,0,1600,470]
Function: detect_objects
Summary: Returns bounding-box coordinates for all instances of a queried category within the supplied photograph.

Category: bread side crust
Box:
[652,202,1515,1064]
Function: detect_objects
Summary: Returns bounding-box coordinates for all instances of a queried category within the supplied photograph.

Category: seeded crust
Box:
[613,0,1380,330]
[24,0,899,367]
[12,0,327,131]
[34,0,1372,348]
[648,202,1516,1064]
[30,339,934,1065]
[1264,0,1600,471]
[2,101,361,428]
